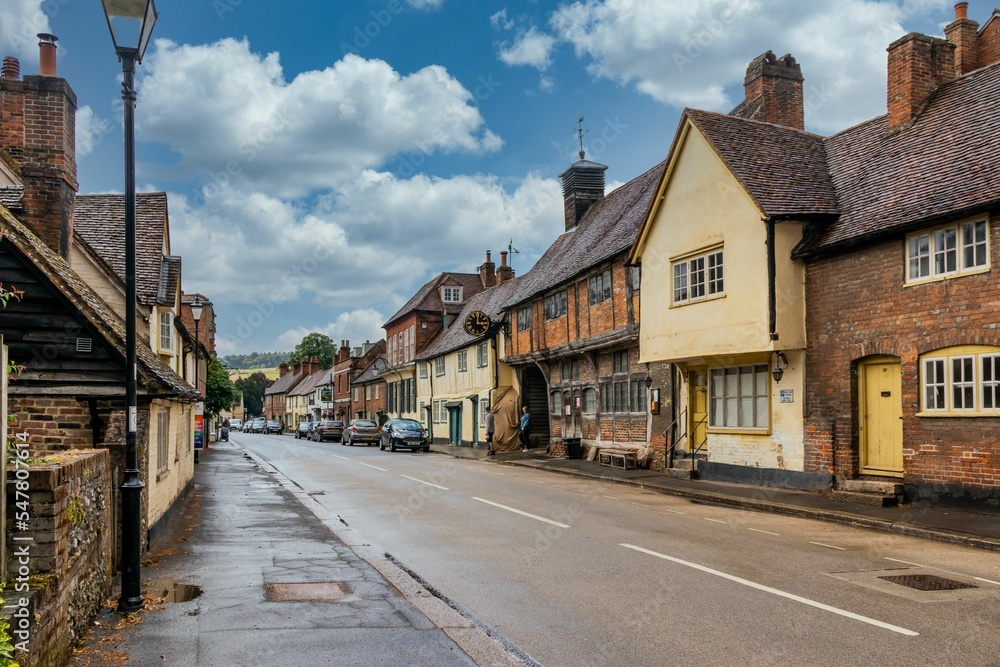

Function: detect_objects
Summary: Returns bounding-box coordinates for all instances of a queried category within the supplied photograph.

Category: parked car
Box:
[229,418,243,431]
[249,418,266,433]
[342,419,379,446]
[378,418,429,452]
[311,420,344,442]
[266,420,283,434]
[295,421,314,439]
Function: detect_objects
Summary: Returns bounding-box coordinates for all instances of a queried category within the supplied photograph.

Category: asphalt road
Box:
[235,433,1000,667]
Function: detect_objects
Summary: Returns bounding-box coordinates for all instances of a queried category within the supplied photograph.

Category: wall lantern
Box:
[772,351,788,383]
[644,363,653,390]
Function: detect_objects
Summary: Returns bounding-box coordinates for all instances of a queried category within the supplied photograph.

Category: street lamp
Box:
[191,297,203,465]
[101,0,158,614]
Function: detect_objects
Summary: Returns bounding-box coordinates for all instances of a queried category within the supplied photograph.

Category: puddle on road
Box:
[146,578,203,603]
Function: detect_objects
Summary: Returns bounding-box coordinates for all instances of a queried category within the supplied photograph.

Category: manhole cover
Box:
[265,582,350,602]
[878,574,977,591]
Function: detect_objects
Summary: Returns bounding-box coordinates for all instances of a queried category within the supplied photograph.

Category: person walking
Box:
[484,406,496,456]
[519,405,531,452]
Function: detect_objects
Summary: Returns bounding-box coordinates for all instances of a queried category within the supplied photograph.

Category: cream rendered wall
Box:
[69,245,126,314]
[427,344,495,444]
[774,222,806,349]
[146,400,194,530]
[638,125,770,364]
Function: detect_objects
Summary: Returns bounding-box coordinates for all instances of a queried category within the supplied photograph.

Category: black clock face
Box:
[464,311,491,336]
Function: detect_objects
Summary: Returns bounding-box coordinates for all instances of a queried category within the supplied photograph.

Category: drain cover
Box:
[878,574,977,591]
[265,582,350,602]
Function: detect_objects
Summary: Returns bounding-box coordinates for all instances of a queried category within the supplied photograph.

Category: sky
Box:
[0,0,985,355]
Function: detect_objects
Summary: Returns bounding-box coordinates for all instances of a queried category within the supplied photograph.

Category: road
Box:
[235,432,1000,667]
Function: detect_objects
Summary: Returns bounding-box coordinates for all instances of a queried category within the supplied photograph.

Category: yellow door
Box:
[860,360,904,476]
[689,371,708,453]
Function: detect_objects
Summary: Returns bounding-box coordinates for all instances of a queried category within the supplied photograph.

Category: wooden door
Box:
[689,371,708,453]
[860,360,904,476]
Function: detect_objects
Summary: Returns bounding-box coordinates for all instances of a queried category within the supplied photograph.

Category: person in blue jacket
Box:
[519,405,531,452]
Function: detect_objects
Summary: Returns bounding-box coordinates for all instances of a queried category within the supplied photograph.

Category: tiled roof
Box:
[74,193,169,305]
[384,272,486,327]
[288,368,329,397]
[416,277,521,360]
[685,109,839,218]
[264,369,305,396]
[0,203,198,398]
[808,61,1000,252]
[503,161,663,308]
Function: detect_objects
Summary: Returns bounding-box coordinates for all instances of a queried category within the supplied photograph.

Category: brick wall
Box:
[5,449,112,667]
[978,14,1000,68]
[805,219,1000,501]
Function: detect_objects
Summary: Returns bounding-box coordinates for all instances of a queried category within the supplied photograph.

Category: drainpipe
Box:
[667,362,677,471]
[765,216,778,342]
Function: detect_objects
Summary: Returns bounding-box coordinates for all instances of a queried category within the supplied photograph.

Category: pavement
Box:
[70,441,525,667]
[428,443,1000,552]
[69,437,999,666]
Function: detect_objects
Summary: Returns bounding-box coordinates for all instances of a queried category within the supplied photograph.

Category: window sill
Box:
[707,427,771,436]
[904,266,989,287]
[156,468,170,482]
[670,293,726,309]
[915,411,999,418]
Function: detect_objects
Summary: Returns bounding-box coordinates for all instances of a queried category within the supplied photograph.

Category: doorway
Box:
[858,358,904,477]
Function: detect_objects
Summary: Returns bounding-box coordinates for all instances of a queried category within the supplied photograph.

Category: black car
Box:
[295,421,314,439]
[311,420,344,442]
[266,420,283,434]
[378,418,429,452]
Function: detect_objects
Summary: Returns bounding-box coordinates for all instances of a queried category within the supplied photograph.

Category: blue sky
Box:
[0,0,980,355]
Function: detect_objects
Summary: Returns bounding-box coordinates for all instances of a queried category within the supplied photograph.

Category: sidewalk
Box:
[72,442,523,667]
[428,443,1000,551]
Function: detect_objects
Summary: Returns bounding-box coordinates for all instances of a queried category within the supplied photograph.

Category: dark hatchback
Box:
[311,420,345,442]
[378,418,429,452]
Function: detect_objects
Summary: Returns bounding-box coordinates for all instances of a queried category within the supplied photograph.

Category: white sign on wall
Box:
[779,389,794,403]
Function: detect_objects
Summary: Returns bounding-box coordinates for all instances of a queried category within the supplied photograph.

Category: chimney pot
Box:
[500,251,507,267]
[37,34,57,77]
[955,2,968,19]
[1,56,19,81]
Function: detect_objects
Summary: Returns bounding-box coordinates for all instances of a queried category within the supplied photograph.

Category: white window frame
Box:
[156,409,169,473]
[365,385,371,400]
[410,325,416,359]
[435,357,445,376]
[419,362,428,379]
[907,218,989,284]
[921,347,1000,414]
[583,388,597,414]
[159,310,174,353]
[672,248,724,305]
[709,364,769,430]
[403,328,409,362]
[442,286,463,303]
[477,342,488,368]
[480,399,489,427]
[550,390,563,415]
[457,350,468,372]
[588,269,612,305]
[375,384,380,399]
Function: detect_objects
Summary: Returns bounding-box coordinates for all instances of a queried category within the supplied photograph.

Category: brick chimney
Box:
[496,250,514,285]
[975,9,1000,69]
[0,35,78,257]
[559,152,607,232]
[278,361,289,378]
[887,33,955,132]
[292,361,301,376]
[742,51,804,130]
[945,3,979,75]
[479,250,496,288]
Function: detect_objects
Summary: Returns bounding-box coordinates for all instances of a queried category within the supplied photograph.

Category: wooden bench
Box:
[598,448,637,470]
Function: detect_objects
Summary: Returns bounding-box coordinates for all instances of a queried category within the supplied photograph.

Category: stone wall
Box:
[4,449,112,667]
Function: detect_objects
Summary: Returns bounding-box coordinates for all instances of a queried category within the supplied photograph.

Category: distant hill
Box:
[229,367,280,382]
[221,351,290,370]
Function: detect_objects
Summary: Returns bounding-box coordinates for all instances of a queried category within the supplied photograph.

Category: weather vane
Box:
[574,116,588,160]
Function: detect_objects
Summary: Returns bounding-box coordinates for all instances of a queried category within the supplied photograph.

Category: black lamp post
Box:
[101,0,158,614]
[191,297,204,464]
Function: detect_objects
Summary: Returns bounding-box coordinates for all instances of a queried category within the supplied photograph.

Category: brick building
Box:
[503,151,671,463]
[350,342,388,422]
[797,6,1000,506]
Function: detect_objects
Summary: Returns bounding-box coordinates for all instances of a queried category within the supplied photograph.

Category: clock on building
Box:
[463,310,492,336]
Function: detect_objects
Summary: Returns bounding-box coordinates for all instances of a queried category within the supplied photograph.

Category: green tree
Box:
[291,333,337,369]
[204,356,241,420]
[234,371,269,418]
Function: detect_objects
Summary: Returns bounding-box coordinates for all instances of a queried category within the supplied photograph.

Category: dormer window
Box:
[442,286,463,303]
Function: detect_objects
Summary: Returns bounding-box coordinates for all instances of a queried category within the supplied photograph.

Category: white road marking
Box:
[663,509,685,515]
[884,557,926,567]
[633,503,651,508]
[749,528,780,536]
[704,518,727,524]
[357,462,388,472]
[974,577,1000,586]
[602,495,619,500]
[472,497,570,528]
[621,543,919,637]
[810,541,846,551]
[400,475,448,490]
[331,455,351,461]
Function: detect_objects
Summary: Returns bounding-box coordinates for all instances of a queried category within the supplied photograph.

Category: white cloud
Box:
[75,106,113,158]
[499,27,558,70]
[550,0,951,132]
[490,9,515,30]
[270,309,388,352]
[407,0,445,9]
[136,38,500,198]
[0,0,50,67]
[171,170,563,308]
